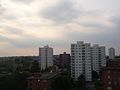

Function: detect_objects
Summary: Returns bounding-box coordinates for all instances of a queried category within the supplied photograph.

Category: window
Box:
[44,88,47,90]
[43,80,47,82]
[107,86,112,90]
[108,76,110,79]
[108,70,111,74]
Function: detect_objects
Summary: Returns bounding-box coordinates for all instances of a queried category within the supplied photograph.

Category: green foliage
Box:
[0,60,31,90]
[91,77,103,90]
[78,74,85,81]
[0,71,30,90]
[0,57,36,90]
[92,71,100,81]
[30,60,40,73]
[71,74,86,90]
[0,75,14,90]
[52,75,73,90]
[14,71,30,90]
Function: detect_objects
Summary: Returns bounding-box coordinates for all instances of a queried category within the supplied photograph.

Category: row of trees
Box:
[52,71,86,90]
[52,70,102,90]
[0,59,103,90]
[0,60,40,90]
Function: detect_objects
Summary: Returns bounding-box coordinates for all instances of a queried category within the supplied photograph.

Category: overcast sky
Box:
[0,0,120,56]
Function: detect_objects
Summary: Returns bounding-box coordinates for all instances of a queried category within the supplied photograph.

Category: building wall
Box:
[71,41,92,81]
[91,45,106,73]
[102,60,120,90]
[91,44,100,73]
[100,46,106,67]
[59,52,70,67]
[46,48,53,67]
[39,48,47,70]
[28,78,52,90]
[109,48,115,60]
[71,41,106,81]
[28,79,39,90]
[39,45,53,70]
[84,43,92,81]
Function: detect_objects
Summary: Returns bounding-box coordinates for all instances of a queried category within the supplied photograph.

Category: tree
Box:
[30,60,40,73]
[92,71,100,81]
[92,71,103,90]
[76,74,86,90]
[13,71,30,90]
[52,75,73,90]
[78,74,85,81]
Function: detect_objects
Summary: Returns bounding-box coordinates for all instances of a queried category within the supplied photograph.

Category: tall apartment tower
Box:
[71,41,92,81]
[91,44,106,73]
[71,41,106,81]
[109,48,115,60]
[39,45,53,70]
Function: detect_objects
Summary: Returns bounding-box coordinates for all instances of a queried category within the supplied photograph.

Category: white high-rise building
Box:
[71,41,92,81]
[39,45,53,70]
[109,48,115,60]
[91,45,106,73]
[71,41,106,81]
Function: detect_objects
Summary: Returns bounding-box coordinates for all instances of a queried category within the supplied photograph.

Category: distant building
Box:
[59,52,70,67]
[71,41,106,81]
[102,60,120,90]
[39,45,53,70]
[53,55,60,66]
[109,48,115,60]
[91,44,106,74]
[27,73,57,90]
[71,41,92,81]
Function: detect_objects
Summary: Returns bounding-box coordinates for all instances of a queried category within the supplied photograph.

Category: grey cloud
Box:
[41,0,80,24]
[12,0,35,4]
[3,14,18,20]
[0,25,68,49]
[74,10,114,28]
[0,27,27,48]
[0,35,9,41]
[63,21,120,43]
[62,27,120,54]
[0,26,55,48]
[4,26,23,35]
[1,17,120,55]
[0,25,66,49]
[0,2,16,20]
[73,21,109,29]
[111,16,120,25]
[59,15,120,51]
[0,3,5,15]
[0,33,34,48]
[0,25,24,35]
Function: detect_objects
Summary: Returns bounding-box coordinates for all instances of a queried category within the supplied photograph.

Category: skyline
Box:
[0,0,120,56]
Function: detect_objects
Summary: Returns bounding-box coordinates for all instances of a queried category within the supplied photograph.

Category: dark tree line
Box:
[0,60,40,90]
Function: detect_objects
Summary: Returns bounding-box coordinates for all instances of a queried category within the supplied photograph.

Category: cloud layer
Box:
[0,0,120,56]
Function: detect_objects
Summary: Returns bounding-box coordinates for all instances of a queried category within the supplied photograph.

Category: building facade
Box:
[109,48,115,60]
[102,60,120,90]
[59,52,71,67]
[39,45,53,70]
[27,73,57,90]
[71,41,106,81]
[71,41,92,81]
[91,44,106,73]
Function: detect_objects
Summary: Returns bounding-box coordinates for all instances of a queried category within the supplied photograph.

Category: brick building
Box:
[27,73,57,90]
[102,60,120,90]
[59,52,70,67]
